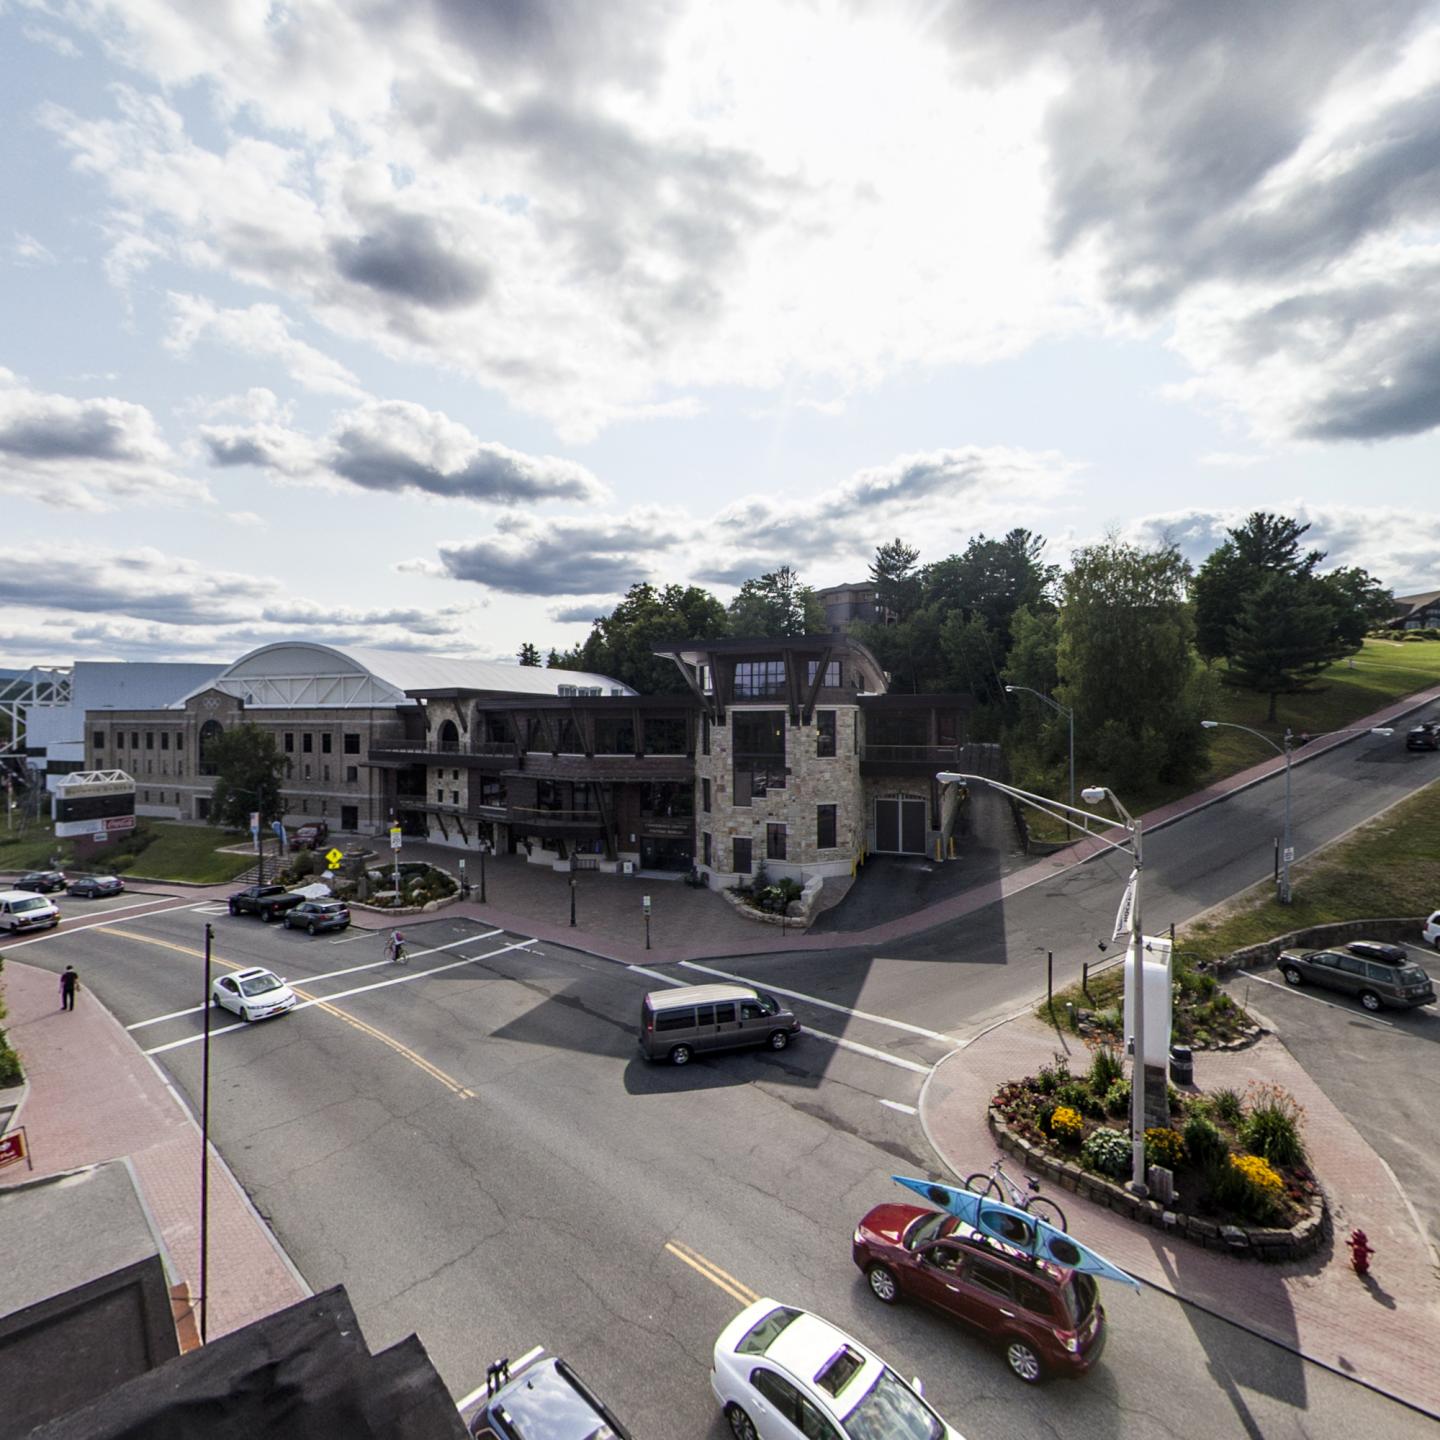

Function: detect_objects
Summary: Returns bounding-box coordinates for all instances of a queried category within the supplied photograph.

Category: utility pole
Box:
[199,922,214,1343]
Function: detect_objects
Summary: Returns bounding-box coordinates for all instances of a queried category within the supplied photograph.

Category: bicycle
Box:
[386,930,408,965]
[964,1156,1068,1232]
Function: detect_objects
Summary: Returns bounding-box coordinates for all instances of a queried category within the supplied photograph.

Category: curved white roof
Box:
[176,642,633,709]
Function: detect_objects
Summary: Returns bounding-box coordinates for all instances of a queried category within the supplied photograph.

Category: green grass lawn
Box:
[1180,775,1440,963]
[0,819,254,885]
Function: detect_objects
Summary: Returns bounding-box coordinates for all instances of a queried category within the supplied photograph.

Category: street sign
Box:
[0,1127,29,1172]
[325,847,344,870]
[250,811,260,830]
[389,826,402,852]
[1282,846,1295,863]
[642,894,651,915]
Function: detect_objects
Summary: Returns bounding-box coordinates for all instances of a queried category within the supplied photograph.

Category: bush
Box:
[1210,1087,1245,1125]
[1082,1127,1130,1178]
[1103,1078,1131,1117]
[1240,1083,1307,1167]
[1087,1046,1125,1095]
[1144,1127,1185,1170]
[1183,1113,1228,1169]
[1049,1105,1084,1142]
[1055,1079,1103,1118]
[1035,1057,1070,1095]
[292,848,317,878]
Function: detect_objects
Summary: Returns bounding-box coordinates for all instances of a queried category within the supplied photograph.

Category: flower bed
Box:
[988,1049,1328,1260]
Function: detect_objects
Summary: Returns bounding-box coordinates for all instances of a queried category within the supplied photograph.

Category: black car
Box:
[1278,942,1436,1011]
[66,874,126,899]
[282,899,350,934]
[468,1353,632,1440]
[1406,722,1440,751]
[15,870,67,893]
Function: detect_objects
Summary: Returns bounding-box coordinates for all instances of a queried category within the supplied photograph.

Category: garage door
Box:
[874,796,927,855]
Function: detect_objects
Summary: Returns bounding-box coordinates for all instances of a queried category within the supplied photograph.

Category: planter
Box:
[987,1106,1329,1261]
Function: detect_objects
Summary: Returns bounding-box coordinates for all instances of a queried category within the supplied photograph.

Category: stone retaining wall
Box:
[988,1108,1330,1261]
[1217,916,1428,975]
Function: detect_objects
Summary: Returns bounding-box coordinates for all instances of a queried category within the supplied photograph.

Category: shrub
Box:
[1082,1127,1130,1178]
[292,848,317,878]
[1210,1087,1244,1125]
[1182,1114,1228,1169]
[1144,1127,1185,1170]
[1049,1105,1084,1142]
[1036,1057,1071,1095]
[1103,1079,1131,1117]
[1055,1079,1103,1118]
[1087,1046,1125,1095]
[1240,1083,1306,1167]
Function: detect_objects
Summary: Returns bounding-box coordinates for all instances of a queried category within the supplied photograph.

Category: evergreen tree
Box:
[869,538,922,621]
[208,725,287,831]
[517,642,542,666]
[727,566,826,637]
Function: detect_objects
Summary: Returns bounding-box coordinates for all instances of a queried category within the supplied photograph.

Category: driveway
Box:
[1226,940,1440,1255]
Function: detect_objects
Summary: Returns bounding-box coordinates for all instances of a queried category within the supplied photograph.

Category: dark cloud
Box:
[691,557,788,586]
[438,517,676,595]
[1304,339,1440,440]
[204,434,271,467]
[331,212,489,310]
[549,602,608,624]
[0,407,134,460]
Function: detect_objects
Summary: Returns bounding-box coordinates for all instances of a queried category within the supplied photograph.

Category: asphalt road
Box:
[8,888,1436,1440]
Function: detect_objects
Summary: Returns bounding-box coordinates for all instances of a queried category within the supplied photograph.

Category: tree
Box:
[869,538,922,621]
[1318,567,1395,649]
[517,642,542,667]
[551,582,729,694]
[1057,539,1213,788]
[727,566,826,637]
[1224,572,1353,720]
[208,724,287,830]
[1003,604,1060,696]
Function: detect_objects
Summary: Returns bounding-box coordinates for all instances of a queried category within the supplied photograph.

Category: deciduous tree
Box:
[727,566,826,637]
[208,725,287,831]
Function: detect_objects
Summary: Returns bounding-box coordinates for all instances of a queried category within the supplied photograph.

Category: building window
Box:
[702,778,711,813]
[766,823,787,861]
[642,716,687,755]
[176,733,183,751]
[701,715,710,756]
[284,733,295,753]
[733,710,785,799]
[817,804,837,849]
[146,759,153,774]
[161,732,169,750]
[816,710,836,757]
[198,720,223,775]
[699,663,712,693]
[344,733,360,754]
[146,732,154,749]
[807,659,841,688]
[143,789,149,803]
[734,660,786,699]
[703,831,712,866]
[322,733,332,754]
[92,731,104,749]
[322,765,330,782]
[450,790,460,805]
[131,732,139,749]
[346,766,358,783]
[303,733,313,754]
[733,836,752,875]
[436,788,444,802]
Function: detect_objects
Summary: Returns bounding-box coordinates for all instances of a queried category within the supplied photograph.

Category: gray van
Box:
[639,983,801,1065]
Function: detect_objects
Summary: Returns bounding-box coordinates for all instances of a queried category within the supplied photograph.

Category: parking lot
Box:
[1229,937,1440,1254]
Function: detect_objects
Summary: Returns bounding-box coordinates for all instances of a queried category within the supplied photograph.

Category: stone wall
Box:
[1218,917,1431,974]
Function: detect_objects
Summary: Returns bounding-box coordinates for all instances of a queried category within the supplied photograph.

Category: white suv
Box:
[0,890,61,933]
[1424,911,1440,950]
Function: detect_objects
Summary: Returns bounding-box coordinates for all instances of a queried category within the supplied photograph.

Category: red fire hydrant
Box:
[1347,1228,1374,1276]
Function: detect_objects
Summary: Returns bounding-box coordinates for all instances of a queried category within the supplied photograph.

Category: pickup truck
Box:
[227,884,306,922]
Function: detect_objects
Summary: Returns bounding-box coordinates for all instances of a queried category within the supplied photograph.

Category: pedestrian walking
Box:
[60,965,79,1011]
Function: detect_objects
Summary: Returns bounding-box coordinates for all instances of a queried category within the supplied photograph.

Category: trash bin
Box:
[1169,1044,1194,1086]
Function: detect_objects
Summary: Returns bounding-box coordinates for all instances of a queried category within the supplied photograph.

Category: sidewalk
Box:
[920,1014,1440,1416]
[0,958,310,1339]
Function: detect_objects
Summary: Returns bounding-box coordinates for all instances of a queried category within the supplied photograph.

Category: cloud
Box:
[437,513,682,595]
[201,398,606,505]
[548,601,612,624]
[331,211,488,309]
[0,374,207,510]
[9,232,57,266]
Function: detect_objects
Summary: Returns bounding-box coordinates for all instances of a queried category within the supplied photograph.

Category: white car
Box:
[712,1299,964,1440]
[1424,911,1440,950]
[211,967,297,1022]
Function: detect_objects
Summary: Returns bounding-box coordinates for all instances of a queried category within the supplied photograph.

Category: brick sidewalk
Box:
[921,1016,1440,1416]
[0,958,310,1339]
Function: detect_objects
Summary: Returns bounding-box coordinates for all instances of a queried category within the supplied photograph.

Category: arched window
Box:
[436,719,460,753]
[198,720,224,776]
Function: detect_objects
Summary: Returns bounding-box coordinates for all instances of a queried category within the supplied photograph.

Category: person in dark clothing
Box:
[60,966,79,1011]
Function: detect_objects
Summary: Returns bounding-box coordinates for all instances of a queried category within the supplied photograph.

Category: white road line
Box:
[806,1027,931,1074]
[879,1099,918,1115]
[128,1003,209,1030]
[1242,973,1398,1029]
[455,1345,545,1415]
[678,960,959,1044]
[627,964,682,987]
[142,938,538,1055]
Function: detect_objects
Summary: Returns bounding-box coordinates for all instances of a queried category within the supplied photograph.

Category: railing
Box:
[862,744,961,763]
[507,807,603,825]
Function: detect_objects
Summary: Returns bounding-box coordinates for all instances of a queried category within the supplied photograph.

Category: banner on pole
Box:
[1111,868,1137,941]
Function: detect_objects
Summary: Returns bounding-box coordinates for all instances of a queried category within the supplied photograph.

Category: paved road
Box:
[8,894,1436,1439]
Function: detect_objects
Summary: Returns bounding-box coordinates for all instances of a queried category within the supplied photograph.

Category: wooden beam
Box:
[800,644,832,725]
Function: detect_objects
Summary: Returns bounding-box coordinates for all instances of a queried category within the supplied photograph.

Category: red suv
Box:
[852,1203,1106,1384]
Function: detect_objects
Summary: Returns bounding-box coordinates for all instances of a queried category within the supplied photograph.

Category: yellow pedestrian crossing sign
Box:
[325,847,344,870]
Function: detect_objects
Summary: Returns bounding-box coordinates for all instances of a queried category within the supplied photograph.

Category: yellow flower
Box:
[1050,1105,1084,1139]
[1230,1152,1284,1195]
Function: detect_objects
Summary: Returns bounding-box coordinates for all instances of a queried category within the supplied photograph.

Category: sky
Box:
[3,0,1440,669]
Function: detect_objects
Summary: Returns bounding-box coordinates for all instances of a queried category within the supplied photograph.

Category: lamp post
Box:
[1200,721,1394,904]
[1004,684,1076,815]
[199,921,214,1343]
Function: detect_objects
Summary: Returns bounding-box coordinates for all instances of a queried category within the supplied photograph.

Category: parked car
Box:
[1277,943,1436,1011]
[66,874,126,899]
[1424,911,1440,950]
[712,1299,964,1439]
[853,1202,1106,1384]
[289,821,330,850]
[227,884,306,922]
[211,968,297,1022]
[466,1351,632,1440]
[0,890,61,933]
[14,870,67,893]
[283,899,350,934]
[1405,721,1440,751]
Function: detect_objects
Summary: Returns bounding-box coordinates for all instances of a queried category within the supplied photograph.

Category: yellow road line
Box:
[664,1241,760,1305]
[101,927,474,1099]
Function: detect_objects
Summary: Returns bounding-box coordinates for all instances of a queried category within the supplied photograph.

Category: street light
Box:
[1199,721,1394,904]
[1005,684,1076,815]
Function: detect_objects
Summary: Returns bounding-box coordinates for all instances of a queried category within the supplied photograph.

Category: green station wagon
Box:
[1277,942,1436,1011]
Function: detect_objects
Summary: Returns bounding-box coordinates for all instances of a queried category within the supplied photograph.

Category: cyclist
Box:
[386,929,407,964]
